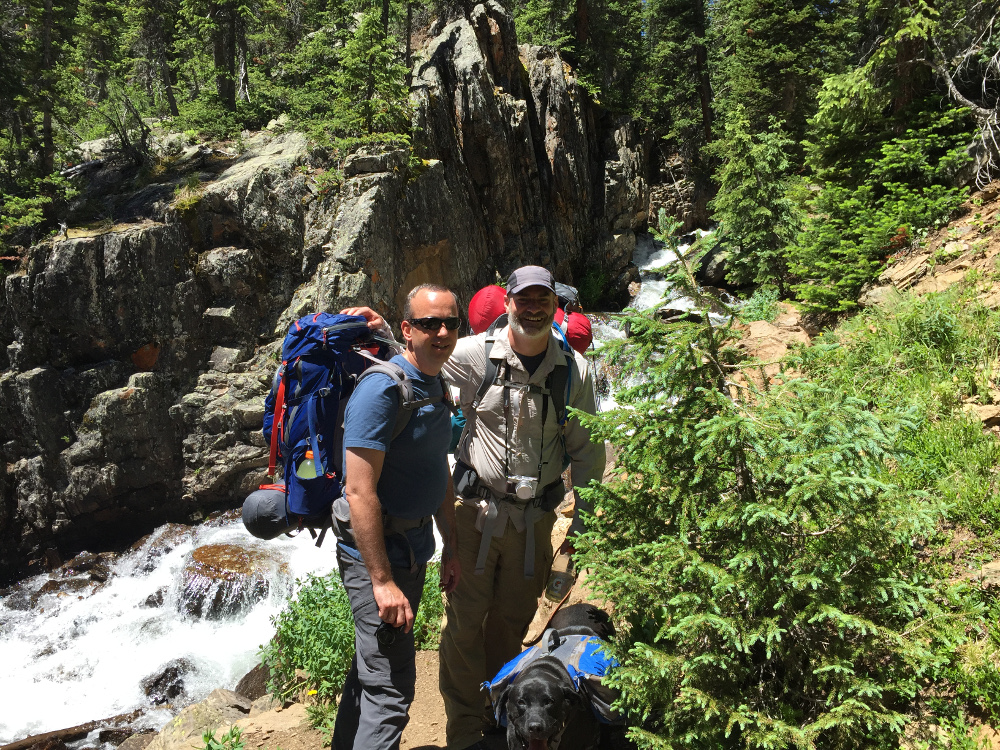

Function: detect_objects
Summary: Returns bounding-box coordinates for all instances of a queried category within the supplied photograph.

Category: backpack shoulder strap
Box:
[548,348,575,427]
[358,362,414,442]
[267,362,288,477]
[357,361,451,441]
[471,314,507,413]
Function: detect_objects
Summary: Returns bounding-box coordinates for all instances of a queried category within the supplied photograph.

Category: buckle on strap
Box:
[472,490,548,579]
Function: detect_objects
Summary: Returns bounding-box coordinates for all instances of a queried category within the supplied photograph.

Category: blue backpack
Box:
[262,313,377,522]
[252,313,431,544]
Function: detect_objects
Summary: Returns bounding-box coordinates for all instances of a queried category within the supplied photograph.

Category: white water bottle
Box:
[296,450,318,479]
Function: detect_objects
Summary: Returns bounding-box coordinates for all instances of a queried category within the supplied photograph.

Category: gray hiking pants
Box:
[332,546,427,750]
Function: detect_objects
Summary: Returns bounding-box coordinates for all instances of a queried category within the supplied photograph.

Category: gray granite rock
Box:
[0,2,649,581]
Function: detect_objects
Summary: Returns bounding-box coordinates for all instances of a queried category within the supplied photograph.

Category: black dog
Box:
[498,604,620,750]
[502,654,588,750]
[497,604,635,750]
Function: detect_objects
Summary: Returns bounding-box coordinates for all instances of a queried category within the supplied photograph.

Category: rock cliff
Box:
[0,1,648,581]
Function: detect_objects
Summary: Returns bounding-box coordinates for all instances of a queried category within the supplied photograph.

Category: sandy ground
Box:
[400,650,448,750]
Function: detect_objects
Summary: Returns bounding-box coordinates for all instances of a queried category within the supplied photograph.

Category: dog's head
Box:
[501,657,583,750]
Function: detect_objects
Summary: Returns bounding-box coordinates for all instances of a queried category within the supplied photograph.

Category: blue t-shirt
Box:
[342,354,452,568]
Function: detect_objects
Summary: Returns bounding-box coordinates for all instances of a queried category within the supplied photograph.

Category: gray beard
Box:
[509,313,553,341]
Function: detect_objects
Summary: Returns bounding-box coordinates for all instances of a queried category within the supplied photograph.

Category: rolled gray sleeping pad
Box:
[242,485,291,540]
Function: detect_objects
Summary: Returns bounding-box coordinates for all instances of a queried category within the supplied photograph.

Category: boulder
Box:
[343,149,408,176]
[141,658,196,706]
[144,690,251,750]
[115,731,156,750]
[179,544,289,619]
[234,663,270,702]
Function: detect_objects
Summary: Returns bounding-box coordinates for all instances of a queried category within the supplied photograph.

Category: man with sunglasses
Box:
[439,266,603,750]
[332,284,463,750]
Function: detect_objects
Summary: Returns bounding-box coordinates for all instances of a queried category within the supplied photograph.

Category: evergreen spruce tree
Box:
[333,9,410,136]
[790,106,972,313]
[640,0,712,159]
[123,0,181,117]
[709,106,800,291]
[709,0,856,147]
[71,0,126,101]
[510,0,643,111]
[577,212,950,749]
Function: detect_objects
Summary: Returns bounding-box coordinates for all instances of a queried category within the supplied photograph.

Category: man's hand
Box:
[373,580,415,632]
[439,552,461,594]
[558,537,576,556]
[340,306,386,331]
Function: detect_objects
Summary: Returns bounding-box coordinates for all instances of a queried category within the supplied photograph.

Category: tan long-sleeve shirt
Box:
[442,326,603,534]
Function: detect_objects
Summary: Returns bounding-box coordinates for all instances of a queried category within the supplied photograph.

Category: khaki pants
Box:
[439,501,555,750]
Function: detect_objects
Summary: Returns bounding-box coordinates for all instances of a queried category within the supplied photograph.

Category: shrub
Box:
[260,572,355,706]
[414,561,445,650]
[578,267,609,309]
[261,560,445,710]
[171,97,242,141]
[202,726,243,750]
[577,211,953,749]
[736,287,779,324]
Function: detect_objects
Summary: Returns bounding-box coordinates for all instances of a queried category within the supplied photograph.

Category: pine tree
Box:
[123,0,181,117]
[709,106,800,291]
[333,9,410,136]
[511,0,644,111]
[639,0,712,158]
[577,212,950,749]
[790,108,972,314]
[710,0,857,148]
[71,0,126,101]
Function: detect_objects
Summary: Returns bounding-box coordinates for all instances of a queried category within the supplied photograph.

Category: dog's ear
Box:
[496,685,513,717]
[563,686,584,710]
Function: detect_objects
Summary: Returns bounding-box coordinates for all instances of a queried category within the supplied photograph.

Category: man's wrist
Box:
[369,568,395,588]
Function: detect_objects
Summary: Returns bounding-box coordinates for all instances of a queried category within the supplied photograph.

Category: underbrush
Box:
[793,288,1000,540]
[260,560,445,720]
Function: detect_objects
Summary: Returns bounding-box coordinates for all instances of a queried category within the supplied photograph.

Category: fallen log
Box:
[0,710,144,750]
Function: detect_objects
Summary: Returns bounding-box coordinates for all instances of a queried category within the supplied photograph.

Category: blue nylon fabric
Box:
[263,313,375,519]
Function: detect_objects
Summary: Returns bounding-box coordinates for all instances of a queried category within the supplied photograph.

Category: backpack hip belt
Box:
[471,478,564,578]
[332,495,434,573]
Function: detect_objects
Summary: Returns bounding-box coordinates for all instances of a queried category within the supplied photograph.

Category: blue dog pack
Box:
[483,629,623,726]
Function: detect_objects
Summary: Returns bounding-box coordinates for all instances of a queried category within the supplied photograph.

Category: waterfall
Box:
[0,517,338,745]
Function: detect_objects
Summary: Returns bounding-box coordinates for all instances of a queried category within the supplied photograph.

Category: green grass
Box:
[793,287,1000,541]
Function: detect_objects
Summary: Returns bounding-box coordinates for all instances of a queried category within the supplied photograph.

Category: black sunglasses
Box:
[407,316,461,332]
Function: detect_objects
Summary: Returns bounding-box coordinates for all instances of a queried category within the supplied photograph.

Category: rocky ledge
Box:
[0,0,650,582]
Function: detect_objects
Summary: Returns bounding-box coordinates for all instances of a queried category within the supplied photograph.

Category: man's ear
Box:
[400,319,413,345]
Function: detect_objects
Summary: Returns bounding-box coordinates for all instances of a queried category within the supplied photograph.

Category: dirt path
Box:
[401,650,447,749]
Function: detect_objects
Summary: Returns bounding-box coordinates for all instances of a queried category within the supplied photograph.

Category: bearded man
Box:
[438,265,603,750]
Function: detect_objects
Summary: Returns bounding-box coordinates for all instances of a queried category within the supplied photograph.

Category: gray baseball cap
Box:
[507,266,556,295]
[242,486,291,540]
